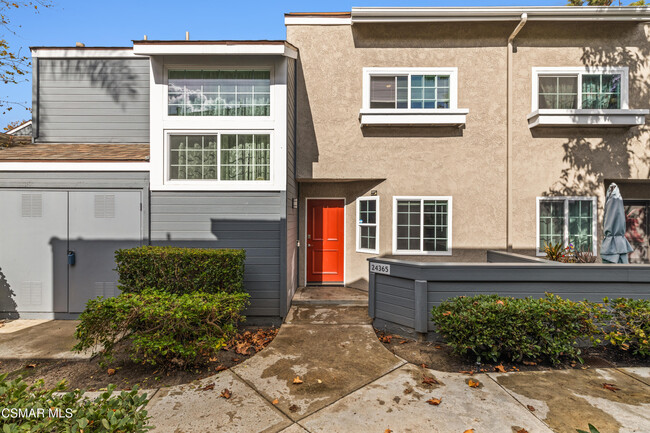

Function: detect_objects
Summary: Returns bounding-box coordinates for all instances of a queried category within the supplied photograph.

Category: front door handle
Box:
[308,244,312,247]
[67,251,76,266]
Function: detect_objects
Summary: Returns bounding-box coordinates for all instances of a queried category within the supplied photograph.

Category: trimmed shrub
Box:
[73,289,249,368]
[0,374,150,432]
[604,297,650,358]
[431,294,604,364]
[115,246,246,295]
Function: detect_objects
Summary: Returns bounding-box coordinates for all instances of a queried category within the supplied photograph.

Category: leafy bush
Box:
[603,297,650,358]
[431,294,603,364]
[0,373,150,432]
[74,289,249,368]
[115,246,246,295]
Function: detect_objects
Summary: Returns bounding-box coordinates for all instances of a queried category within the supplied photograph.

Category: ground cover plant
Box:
[0,373,151,432]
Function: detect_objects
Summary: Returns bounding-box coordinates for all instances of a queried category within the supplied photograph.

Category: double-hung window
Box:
[537,197,597,255]
[357,197,379,253]
[168,133,271,182]
[168,69,271,117]
[393,197,452,255]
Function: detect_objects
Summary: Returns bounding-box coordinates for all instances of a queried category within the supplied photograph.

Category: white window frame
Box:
[536,196,598,257]
[531,67,629,111]
[362,67,459,111]
[392,196,452,256]
[164,130,273,187]
[164,65,274,121]
[356,196,379,254]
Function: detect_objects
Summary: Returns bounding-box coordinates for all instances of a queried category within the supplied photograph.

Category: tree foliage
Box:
[0,1,52,113]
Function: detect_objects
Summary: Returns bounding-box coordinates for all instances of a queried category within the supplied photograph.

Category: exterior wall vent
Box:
[21,194,43,218]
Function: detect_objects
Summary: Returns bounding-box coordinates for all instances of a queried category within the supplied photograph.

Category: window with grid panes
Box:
[169,134,270,181]
[357,197,378,252]
[538,197,595,253]
[168,70,270,116]
[369,74,450,109]
[396,198,449,253]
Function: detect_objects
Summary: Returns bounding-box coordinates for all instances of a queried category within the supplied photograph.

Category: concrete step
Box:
[291,286,368,306]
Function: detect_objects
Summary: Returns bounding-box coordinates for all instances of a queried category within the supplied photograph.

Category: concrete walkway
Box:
[143,301,650,432]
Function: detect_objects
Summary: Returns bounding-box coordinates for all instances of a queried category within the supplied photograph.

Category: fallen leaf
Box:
[317,379,323,384]
[384,430,392,433]
[215,365,227,372]
[517,429,529,433]
[522,361,537,366]
[603,383,620,392]
[527,405,535,412]
[201,383,215,391]
[459,370,475,375]
[463,430,475,433]
[494,364,506,373]
[220,388,231,399]
[468,379,480,388]
[496,300,505,305]
[25,364,36,369]
[209,357,218,362]
[289,404,299,413]
[434,345,442,350]
[272,398,279,405]
[420,363,429,368]
[442,311,452,316]
[399,340,408,345]
[107,368,116,376]
[403,388,412,394]
[292,376,303,384]
[422,376,439,385]
[232,358,240,362]
[426,397,442,405]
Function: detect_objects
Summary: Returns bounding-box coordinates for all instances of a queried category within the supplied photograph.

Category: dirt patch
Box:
[374,329,650,373]
[0,326,278,391]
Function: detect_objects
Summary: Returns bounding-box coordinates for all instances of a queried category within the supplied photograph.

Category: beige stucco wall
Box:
[287,21,650,289]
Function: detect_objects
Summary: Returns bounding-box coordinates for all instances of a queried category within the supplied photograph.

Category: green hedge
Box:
[73,289,249,368]
[115,246,245,294]
[431,294,604,364]
[604,297,650,358]
[0,374,150,433]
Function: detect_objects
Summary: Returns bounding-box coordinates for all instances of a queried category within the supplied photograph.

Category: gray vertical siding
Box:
[36,57,149,143]
[149,191,284,317]
[368,257,650,336]
[285,58,299,314]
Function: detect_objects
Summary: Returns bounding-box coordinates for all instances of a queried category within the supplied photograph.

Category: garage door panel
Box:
[68,191,142,313]
[0,191,68,313]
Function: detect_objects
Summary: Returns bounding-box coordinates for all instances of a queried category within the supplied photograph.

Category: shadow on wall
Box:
[295,55,319,180]
[536,26,650,197]
[361,125,464,138]
[59,58,139,105]
[0,268,18,319]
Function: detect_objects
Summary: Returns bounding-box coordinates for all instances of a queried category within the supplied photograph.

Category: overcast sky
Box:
[2,0,568,125]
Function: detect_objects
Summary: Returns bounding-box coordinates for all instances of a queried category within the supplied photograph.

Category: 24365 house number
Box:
[370,263,390,275]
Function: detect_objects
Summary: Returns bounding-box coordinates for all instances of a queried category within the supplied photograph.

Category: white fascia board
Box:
[527,109,649,128]
[133,44,298,59]
[6,120,32,135]
[359,109,469,127]
[350,6,650,23]
[0,162,150,171]
[284,17,351,25]
[31,49,136,58]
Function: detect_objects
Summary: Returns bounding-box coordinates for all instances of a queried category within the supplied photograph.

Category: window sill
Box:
[527,109,649,128]
[392,250,452,256]
[359,108,469,127]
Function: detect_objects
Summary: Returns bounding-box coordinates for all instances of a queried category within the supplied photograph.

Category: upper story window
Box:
[361,68,467,127]
[168,70,271,117]
[537,72,622,110]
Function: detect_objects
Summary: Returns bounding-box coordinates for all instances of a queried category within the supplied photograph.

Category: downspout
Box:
[506,13,528,251]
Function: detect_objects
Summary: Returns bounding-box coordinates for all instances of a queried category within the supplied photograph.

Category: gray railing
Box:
[368,253,650,337]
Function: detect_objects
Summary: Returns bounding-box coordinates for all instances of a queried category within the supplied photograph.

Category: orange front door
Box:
[307,199,344,284]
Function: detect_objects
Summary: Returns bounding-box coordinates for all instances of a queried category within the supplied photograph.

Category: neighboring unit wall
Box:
[34,57,150,143]
[285,58,299,313]
[149,191,285,318]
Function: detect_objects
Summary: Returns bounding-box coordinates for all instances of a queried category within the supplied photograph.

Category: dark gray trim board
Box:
[368,255,650,338]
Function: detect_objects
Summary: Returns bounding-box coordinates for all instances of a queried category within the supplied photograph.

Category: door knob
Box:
[308,244,312,247]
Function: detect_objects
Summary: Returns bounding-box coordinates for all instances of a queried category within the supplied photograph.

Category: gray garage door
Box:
[0,190,142,316]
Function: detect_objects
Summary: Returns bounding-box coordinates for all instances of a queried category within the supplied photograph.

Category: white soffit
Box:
[132,43,298,59]
[350,6,650,23]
